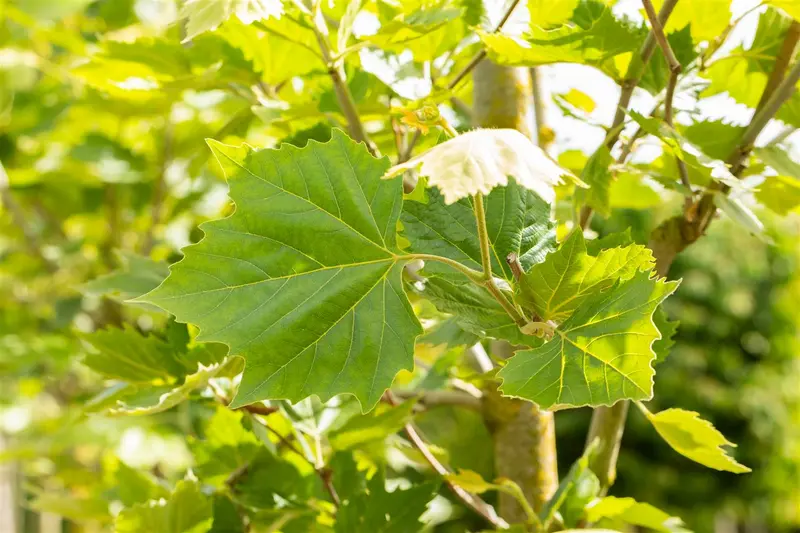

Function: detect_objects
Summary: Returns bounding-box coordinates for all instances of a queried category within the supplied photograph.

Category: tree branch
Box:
[393,389,482,410]
[142,119,172,255]
[310,7,378,156]
[579,0,680,230]
[385,392,509,529]
[641,0,691,210]
[585,23,800,494]
[530,67,549,150]
[214,390,339,506]
[0,160,58,273]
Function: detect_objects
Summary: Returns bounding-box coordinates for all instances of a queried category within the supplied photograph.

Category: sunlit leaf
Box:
[639,405,751,473]
[180,0,284,41]
[586,496,688,533]
[500,271,678,409]
[517,231,655,322]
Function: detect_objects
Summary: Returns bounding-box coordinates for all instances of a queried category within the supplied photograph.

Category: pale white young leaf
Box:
[383,129,584,204]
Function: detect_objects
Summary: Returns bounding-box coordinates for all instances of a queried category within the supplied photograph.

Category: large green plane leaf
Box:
[401,182,555,283]
[499,271,678,409]
[517,231,654,322]
[138,130,421,411]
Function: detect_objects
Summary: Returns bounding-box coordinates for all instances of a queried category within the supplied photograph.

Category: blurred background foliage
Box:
[1,0,800,532]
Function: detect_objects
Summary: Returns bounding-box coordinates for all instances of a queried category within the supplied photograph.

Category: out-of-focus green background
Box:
[1,0,800,532]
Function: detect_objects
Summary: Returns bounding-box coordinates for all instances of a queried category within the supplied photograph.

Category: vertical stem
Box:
[473,58,558,522]
[310,7,378,155]
[585,401,629,492]
[529,68,548,150]
[473,194,493,280]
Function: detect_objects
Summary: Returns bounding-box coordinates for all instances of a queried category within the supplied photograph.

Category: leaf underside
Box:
[500,271,678,409]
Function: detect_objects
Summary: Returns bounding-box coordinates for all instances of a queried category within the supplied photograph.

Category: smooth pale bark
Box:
[473,59,558,523]
[0,433,18,533]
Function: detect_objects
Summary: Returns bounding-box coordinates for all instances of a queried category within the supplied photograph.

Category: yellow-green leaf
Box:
[638,405,751,473]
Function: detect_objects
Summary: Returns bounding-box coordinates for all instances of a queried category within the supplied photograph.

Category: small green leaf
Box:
[232,449,315,508]
[335,470,437,533]
[652,308,679,365]
[638,405,751,473]
[540,440,600,529]
[586,496,688,533]
[755,146,800,178]
[210,495,246,533]
[30,493,110,523]
[657,0,730,42]
[115,480,213,533]
[415,277,540,346]
[81,326,225,382]
[529,0,580,28]
[500,271,679,409]
[180,0,283,41]
[560,88,596,113]
[517,231,654,322]
[682,120,745,161]
[139,130,421,411]
[95,359,240,417]
[445,469,495,493]
[113,462,170,507]
[82,252,169,310]
[193,407,262,482]
[768,0,800,20]
[329,401,416,450]
[609,172,662,210]
[480,2,644,81]
[715,194,768,240]
[755,175,800,215]
[575,145,613,216]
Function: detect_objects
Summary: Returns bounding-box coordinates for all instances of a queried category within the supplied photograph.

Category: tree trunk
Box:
[0,433,18,533]
[474,60,558,522]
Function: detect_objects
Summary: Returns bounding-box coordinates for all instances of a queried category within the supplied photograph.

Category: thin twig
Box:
[392,389,482,410]
[213,390,340,506]
[402,0,522,160]
[530,67,549,150]
[0,160,58,273]
[641,0,691,211]
[309,6,378,156]
[756,21,800,113]
[579,0,680,230]
[142,119,172,255]
[385,391,509,529]
[641,0,681,74]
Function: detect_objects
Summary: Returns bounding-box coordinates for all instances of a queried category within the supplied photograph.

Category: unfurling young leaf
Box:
[383,128,582,204]
[586,496,688,533]
[138,129,422,411]
[636,404,751,473]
